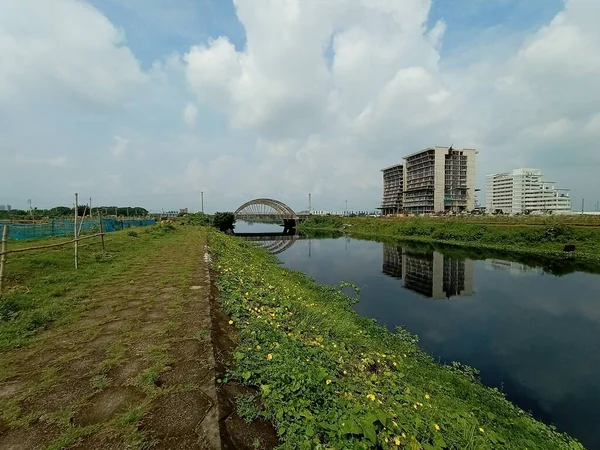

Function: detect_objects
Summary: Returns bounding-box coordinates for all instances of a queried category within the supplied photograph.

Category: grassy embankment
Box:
[0,223,179,351]
[211,230,583,449]
[299,216,600,262]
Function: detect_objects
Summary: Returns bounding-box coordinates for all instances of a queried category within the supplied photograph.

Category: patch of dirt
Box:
[109,359,145,384]
[73,386,146,426]
[0,420,61,450]
[140,390,213,440]
[21,377,89,416]
[102,319,126,332]
[0,381,25,399]
[158,360,211,387]
[67,431,125,450]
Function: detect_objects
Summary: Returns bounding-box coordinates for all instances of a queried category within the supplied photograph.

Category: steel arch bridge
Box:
[234,198,298,222]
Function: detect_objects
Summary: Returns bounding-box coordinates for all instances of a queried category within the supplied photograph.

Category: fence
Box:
[0,218,156,241]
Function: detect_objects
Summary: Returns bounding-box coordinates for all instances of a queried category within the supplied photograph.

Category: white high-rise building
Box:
[486,168,571,214]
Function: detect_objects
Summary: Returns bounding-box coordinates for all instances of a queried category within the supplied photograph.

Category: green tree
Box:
[213,212,236,232]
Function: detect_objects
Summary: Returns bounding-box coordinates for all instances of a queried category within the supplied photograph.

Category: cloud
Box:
[15,155,67,167]
[0,0,146,108]
[183,102,198,127]
[109,136,129,160]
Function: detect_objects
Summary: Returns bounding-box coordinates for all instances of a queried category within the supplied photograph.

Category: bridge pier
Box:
[282,219,297,234]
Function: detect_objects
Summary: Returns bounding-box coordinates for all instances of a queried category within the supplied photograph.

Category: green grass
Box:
[210,229,584,449]
[300,216,600,262]
[0,223,179,351]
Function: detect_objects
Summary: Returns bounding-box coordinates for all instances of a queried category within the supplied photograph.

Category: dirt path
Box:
[0,229,221,449]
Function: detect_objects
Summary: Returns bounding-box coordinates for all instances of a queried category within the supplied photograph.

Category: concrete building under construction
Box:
[380,146,478,214]
[380,163,404,215]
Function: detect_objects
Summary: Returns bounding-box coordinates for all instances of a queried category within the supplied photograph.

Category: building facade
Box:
[380,163,404,215]
[486,168,571,214]
[380,146,477,214]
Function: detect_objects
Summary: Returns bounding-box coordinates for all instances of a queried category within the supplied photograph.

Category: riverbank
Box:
[210,230,583,449]
[299,216,600,264]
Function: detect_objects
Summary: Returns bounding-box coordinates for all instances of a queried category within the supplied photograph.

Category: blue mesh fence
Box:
[0,219,156,241]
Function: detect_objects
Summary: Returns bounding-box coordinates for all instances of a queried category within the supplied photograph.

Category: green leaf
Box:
[374,408,389,427]
[242,371,252,381]
[360,417,377,444]
[341,419,362,435]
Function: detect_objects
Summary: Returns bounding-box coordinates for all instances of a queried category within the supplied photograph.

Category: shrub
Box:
[213,212,236,232]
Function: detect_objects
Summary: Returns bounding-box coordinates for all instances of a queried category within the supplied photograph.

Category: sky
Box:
[1,0,599,213]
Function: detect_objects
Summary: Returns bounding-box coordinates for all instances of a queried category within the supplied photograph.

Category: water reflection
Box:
[383,244,473,299]
[236,232,300,254]
[484,259,542,276]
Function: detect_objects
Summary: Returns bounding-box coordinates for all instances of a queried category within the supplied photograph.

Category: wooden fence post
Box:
[99,210,105,251]
[74,193,79,270]
[0,225,8,294]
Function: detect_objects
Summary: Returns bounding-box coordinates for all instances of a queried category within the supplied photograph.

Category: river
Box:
[235,221,600,449]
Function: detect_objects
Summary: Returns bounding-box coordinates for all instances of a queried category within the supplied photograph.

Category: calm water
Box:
[235,222,600,448]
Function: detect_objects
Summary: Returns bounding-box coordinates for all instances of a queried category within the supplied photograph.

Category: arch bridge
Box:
[234,198,306,232]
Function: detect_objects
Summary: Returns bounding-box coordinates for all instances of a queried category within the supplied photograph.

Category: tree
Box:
[212,212,236,232]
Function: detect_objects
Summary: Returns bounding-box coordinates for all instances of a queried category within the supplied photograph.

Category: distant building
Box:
[380,163,404,215]
[380,146,478,215]
[0,205,5,211]
[179,208,188,214]
[7,205,11,211]
[486,168,571,214]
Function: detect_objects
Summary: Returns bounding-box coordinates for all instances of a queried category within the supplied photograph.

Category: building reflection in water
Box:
[484,259,542,276]
[382,244,474,299]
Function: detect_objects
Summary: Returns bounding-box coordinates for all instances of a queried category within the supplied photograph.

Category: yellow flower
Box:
[228,320,233,325]
[256,345,261,350]
[367,394,376,401]
[434,424,440,431]
[267,353,273,360]
[479,427,485,433]
[343,370,347,375]
[401,433,406,438]
[326,379,332,385]
[425,394,430,400]
[393,362,397,367]
[394,436,401,445]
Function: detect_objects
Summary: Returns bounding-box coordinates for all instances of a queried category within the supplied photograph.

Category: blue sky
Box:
[1,0,599,213]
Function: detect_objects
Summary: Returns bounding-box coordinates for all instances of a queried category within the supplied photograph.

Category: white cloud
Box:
[109,136,129,159]
[183,102,198,127]
[0,0,146,107]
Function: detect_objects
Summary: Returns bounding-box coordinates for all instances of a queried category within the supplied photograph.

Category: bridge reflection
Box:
[235,232,301,255]
[382,244,474,299]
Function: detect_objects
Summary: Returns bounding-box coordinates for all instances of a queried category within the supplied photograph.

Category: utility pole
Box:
[308,193,312,214]
[89,197,92,219]
[74,193,79,270]
[345,200,348,216]
[582,198,585,214]
[28,199,33,223]
[201,191,204,214]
